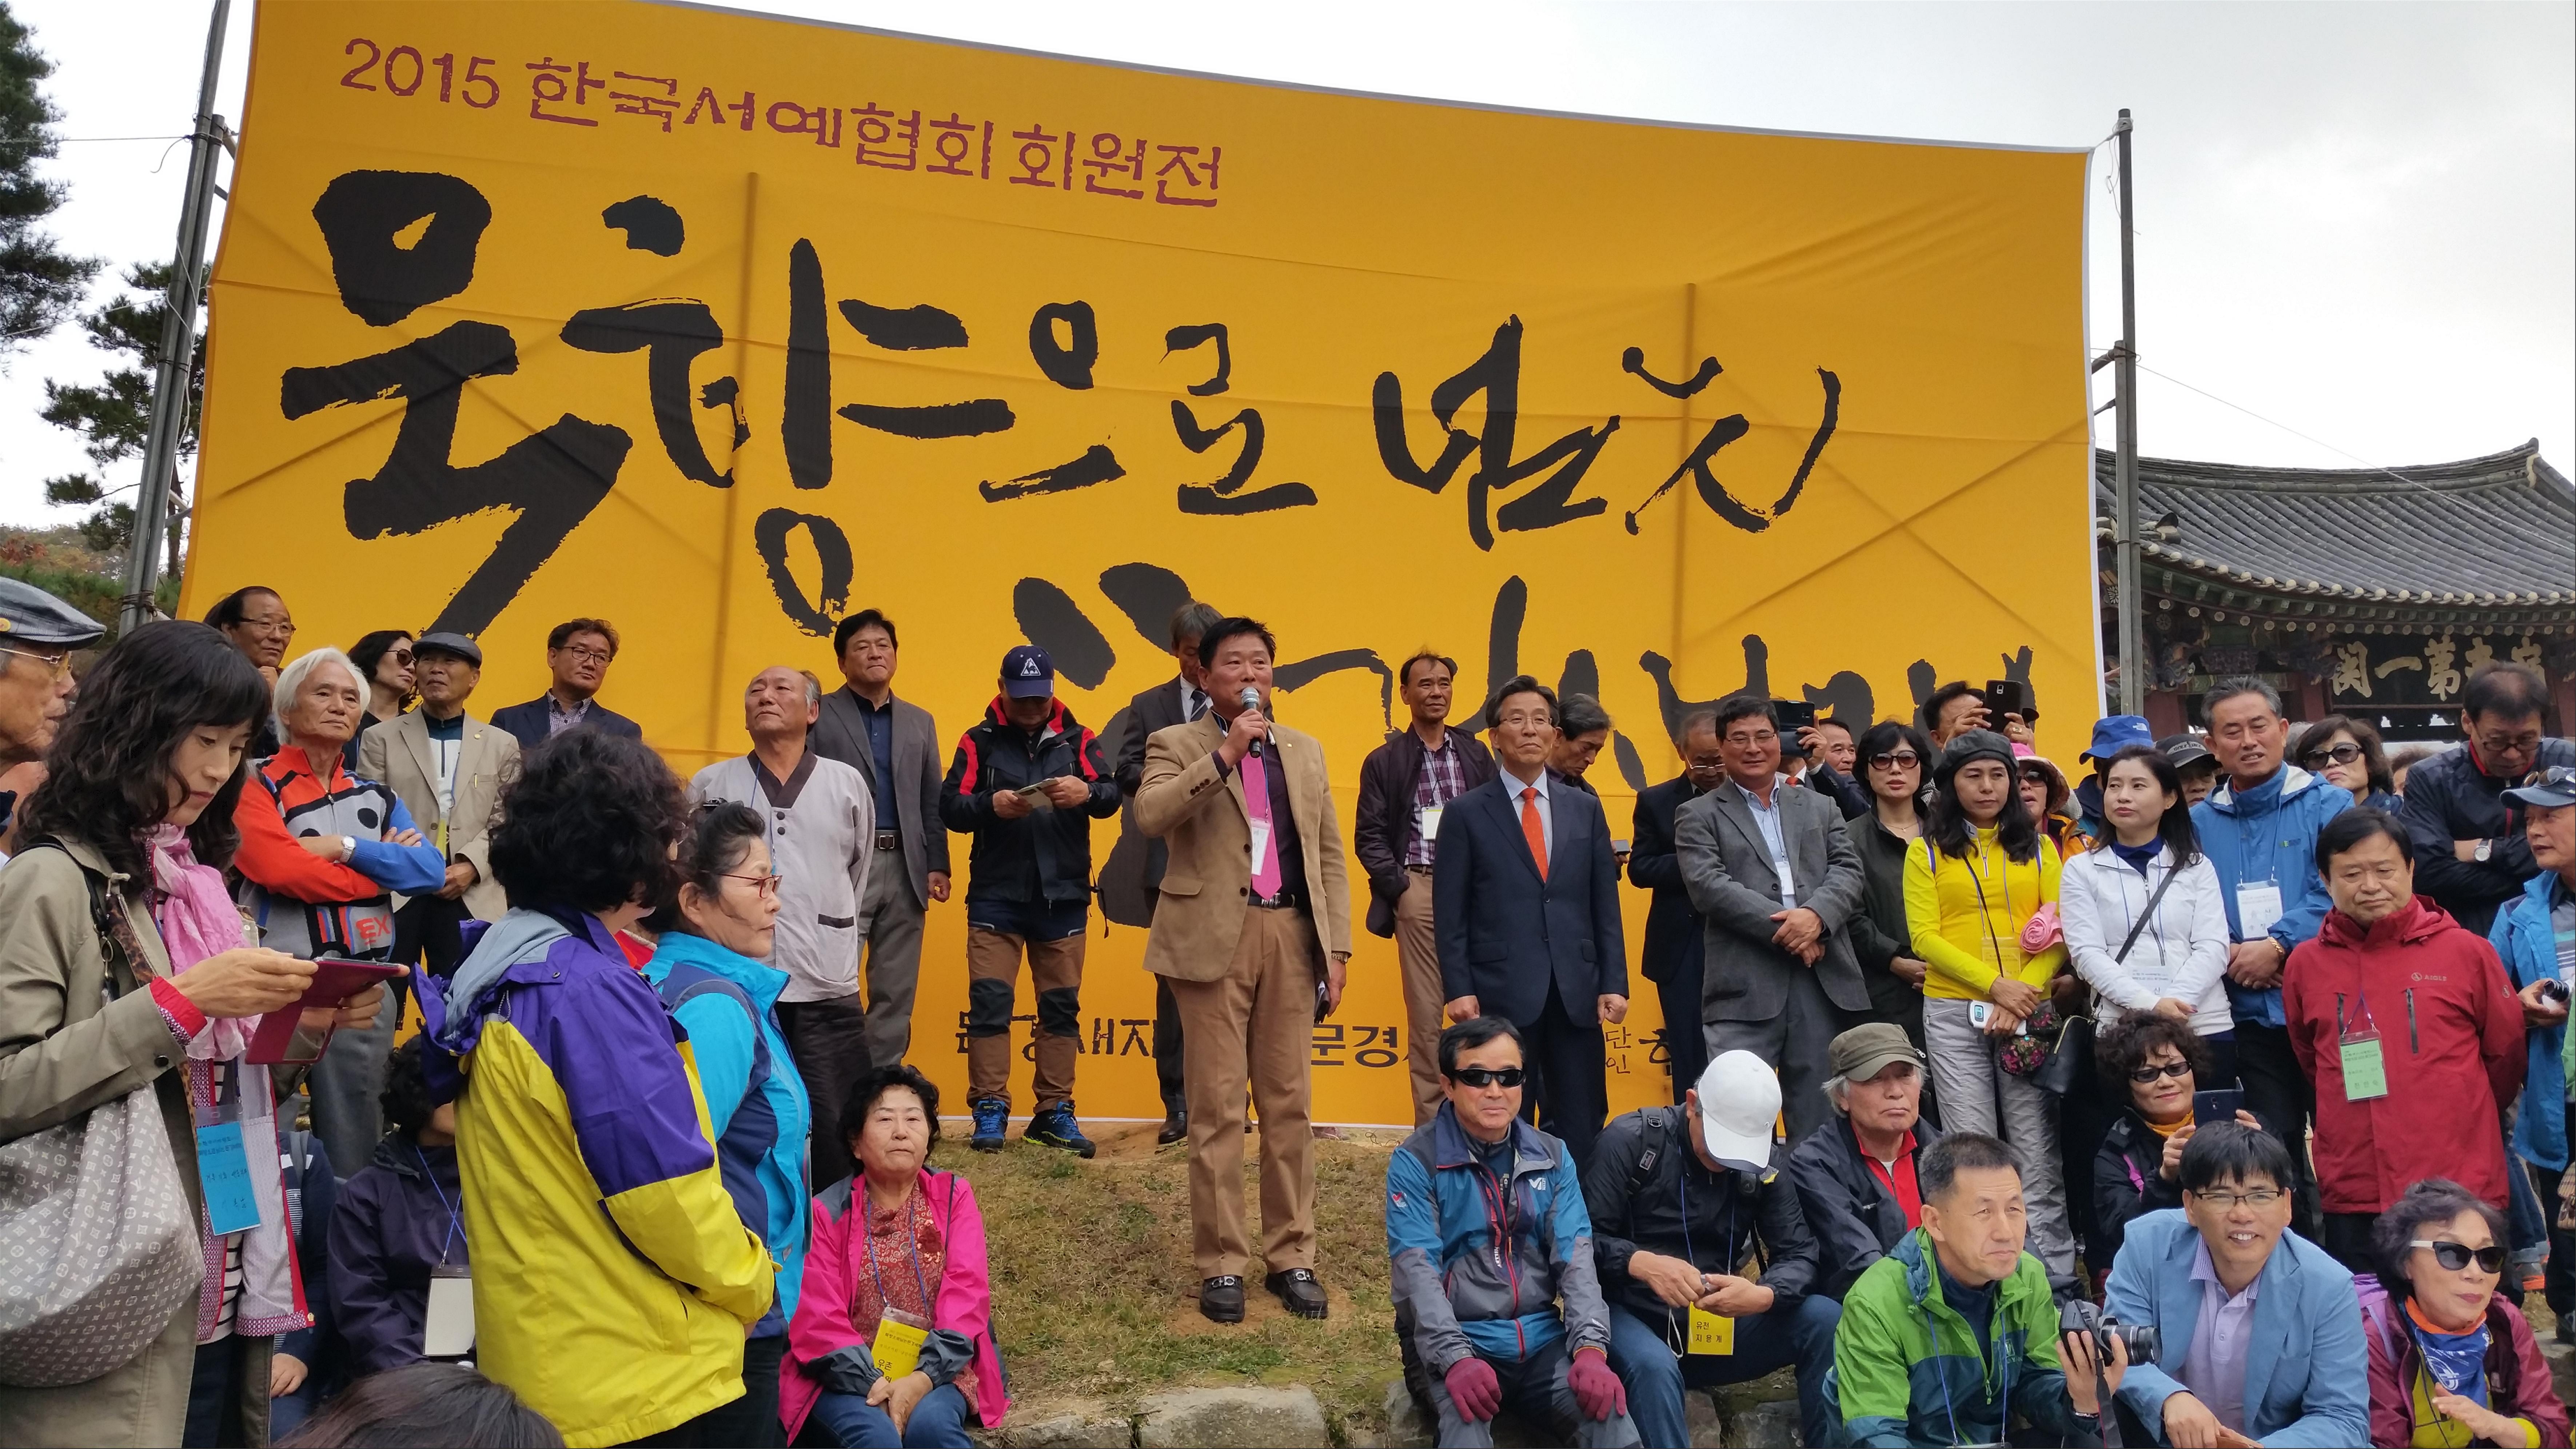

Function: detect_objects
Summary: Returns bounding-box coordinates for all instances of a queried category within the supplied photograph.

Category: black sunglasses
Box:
[2301,742,2364,767]
[2128,1061,2193,1085]
[1867,751,1922,770]
[2412,1239,2507,1274]
[1446,1066,1526,1089]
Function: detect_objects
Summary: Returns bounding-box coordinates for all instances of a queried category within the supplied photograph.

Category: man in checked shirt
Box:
[1356,651,1499,1125]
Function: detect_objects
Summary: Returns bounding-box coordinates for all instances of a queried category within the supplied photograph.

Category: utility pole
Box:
[118,0,231,634]
[2111,108,2144,717]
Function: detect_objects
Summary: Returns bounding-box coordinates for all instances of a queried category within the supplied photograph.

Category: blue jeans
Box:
[813,1382,972,1448]
[1604,1297,1841,1449]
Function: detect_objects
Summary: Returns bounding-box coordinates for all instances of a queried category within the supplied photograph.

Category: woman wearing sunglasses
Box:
[1840,720,1938,1053]
[2088,1016,2263,1273]
[2293,714,2400,813]
[2362,1177,2571,1448]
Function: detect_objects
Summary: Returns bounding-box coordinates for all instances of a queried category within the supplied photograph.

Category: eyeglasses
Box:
[559,645,613,665]
[1445,1066,1526,1089]
[2300,742,2363,767]
[2412,1239,2507,1274]
[1867,751,1921,770]
[385,648,415,666]
[2127,1061,2193,1085]
[2189,1188,2285,1210]
[721,872,782,898]
[0,645,74,682]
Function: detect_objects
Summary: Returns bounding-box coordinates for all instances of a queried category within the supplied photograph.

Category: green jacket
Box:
[1831,1227,2094,1447]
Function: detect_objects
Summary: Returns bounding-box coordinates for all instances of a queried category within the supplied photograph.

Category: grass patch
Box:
[945,1122,1403,1435]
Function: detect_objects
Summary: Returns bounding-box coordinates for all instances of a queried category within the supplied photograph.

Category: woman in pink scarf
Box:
[0,622,385,1447]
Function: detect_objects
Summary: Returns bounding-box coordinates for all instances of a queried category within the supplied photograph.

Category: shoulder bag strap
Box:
[2112,861,2184,966]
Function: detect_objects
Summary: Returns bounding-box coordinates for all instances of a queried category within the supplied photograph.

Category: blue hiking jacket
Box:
[2192,765,2353,1027]
[1385,1103,1611,1372]
[2499,870,2575,1172]
[643,930,812,1336]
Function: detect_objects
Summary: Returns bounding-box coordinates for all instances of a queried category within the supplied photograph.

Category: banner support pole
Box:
[2113,108,2145,718]
[119,0,231,634]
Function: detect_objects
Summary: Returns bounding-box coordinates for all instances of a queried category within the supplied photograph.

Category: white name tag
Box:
[1419,805,1444,841]
[424,1268,475,1357]
[1249,817,1275,876]
[2236,882,2284,939]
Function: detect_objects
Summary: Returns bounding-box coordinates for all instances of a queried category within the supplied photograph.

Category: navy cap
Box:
[2505,765,2576,811]
[2082,714,2155,762]
[0,577,106,650]
[2158,732,2214,769]
[1000,644,1055,698]
[412,631,483,667]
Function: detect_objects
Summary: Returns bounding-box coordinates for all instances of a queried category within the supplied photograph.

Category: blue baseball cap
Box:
[1000,644,1055,698]
[2082,714,2155,763]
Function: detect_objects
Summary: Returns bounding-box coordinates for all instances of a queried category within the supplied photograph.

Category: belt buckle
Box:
[874,830,900,851]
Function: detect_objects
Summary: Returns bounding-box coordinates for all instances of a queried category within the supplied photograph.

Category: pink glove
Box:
[1444,1356,1502,1422]
[1568,1346,1627,1422]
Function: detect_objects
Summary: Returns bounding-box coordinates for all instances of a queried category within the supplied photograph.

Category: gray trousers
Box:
[857,855,926,1073]
[306,1006,394,1176]
[1703,963,1858,1149]
[1923,995,2075,1279]
[1425,1339,1641,1449]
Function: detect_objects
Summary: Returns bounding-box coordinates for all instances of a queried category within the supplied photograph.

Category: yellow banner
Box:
[190,0,2092,1127]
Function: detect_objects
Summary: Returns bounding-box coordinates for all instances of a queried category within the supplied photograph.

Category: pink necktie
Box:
[1241,751,1282,897]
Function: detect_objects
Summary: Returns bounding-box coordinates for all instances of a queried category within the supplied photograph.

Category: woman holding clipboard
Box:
[0,622,384,1448]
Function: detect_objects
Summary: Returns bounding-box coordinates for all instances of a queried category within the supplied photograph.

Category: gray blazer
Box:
[812,686,948,907]
[1675,781,1872,1023]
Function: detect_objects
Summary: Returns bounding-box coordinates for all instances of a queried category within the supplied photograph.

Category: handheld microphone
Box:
[1239,686,1264,759]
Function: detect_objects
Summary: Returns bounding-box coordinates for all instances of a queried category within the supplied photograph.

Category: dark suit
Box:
[489,695,642,750]
[1433,769,1627,1167]
[1676,780,1870,1144]
[1101,676,1204,1113]
[812,686,949,1070]
[1628,775,1708,1103]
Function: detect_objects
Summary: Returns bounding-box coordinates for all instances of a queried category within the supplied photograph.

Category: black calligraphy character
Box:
[1164,324,1313,515]
[783,240,833,488]
[561,300,739,487]
[835,294,1014,439]
[1373,316,1620,551]
[753,508,853,636]
[293,171,628,636]
[1618,343,1842,535]
[977,302,1124,502]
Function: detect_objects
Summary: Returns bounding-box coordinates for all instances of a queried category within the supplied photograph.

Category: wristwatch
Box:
[340,834,359,863]
[2476,838,2494,863]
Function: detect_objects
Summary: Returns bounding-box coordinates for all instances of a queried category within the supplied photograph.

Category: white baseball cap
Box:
[1694,1051,1782,1171]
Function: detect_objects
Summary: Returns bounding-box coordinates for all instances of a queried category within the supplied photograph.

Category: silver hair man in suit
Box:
[1674,692,1871,1145]
[811,608,950,1074]
[356,631,521,980]
[1105,599,1225,1145]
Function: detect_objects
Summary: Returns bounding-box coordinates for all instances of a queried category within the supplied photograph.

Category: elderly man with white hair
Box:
[1779,1022,1946,1304]
[692,664,876,1187]
[232,645,449,1170]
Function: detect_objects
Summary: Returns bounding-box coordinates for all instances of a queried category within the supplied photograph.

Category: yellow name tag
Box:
[872,1314,930,1380]
[1687,1306,1735,1356]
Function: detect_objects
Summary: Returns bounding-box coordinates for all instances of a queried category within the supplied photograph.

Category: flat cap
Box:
[1827,1022,1923,1083]
[0,577,106,649]
[412,630,483,667]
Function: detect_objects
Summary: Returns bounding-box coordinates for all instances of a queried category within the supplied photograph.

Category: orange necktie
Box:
[1520,786,1549,880]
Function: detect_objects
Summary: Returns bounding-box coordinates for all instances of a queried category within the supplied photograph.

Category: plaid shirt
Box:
[1405,732,1471,867]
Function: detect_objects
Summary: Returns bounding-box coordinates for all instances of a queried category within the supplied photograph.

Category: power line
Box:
[0,133,191,146]
[2108,352,2455,497]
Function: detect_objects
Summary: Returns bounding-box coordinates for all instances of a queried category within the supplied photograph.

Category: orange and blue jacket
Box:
[418,906,773,1448]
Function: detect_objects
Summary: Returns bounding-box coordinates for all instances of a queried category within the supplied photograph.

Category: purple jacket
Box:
[327,1135,467,1376]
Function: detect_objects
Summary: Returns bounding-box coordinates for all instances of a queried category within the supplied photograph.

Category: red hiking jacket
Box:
[2284,894,2525,1214]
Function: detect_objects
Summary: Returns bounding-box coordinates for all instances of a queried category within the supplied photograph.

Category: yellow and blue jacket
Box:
[419,907,774,1448]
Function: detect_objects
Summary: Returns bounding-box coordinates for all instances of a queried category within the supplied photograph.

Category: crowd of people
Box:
[1,568,2573,1448]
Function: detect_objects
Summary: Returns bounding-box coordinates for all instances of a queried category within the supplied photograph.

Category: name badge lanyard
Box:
[1674,1166,1739,1356]
[2233,813,2285,942]
[419,1147,476,1356]
[194,1063,265,1236]
[863,1192,937,1377]
[419,1146,463,1268]
[1962,839,2027,1034]
[2336,991,2390,1101]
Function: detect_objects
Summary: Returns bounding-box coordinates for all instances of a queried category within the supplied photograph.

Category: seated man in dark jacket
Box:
[330,1037,469,1375]
[1781,1024,1941,1300]
[1583,1051,1842,1449]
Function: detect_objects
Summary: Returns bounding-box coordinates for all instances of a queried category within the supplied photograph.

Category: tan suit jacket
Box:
[357,709,519,922]
[1134,714,1352,981]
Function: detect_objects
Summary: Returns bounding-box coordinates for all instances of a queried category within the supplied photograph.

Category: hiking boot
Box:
[970,1097,1009,1152]
[1025,1101,1096,1158]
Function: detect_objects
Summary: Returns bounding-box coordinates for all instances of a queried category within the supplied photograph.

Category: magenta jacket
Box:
[781,1168,1009,1440]
[2361,1281,2571,1448]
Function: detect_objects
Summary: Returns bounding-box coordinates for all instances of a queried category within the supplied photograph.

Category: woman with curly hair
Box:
[415,730,772,1446]
[2361,1178,2572,1448]
[0,622,382,1446]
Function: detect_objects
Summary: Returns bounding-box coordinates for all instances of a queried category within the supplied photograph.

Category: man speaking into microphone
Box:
[1135,616,1355,1325]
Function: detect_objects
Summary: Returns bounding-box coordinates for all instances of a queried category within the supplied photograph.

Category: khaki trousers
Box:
[965,929,1084,1111]
[1169,907,1321,1279]
[1392,868,1446,1127]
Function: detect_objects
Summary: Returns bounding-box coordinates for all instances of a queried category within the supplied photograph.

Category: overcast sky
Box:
[0,0,2566,530]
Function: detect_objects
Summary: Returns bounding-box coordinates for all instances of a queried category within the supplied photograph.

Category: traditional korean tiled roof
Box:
[2094,441,2576,627]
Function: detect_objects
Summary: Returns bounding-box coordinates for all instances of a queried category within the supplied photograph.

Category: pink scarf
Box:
[146,825,258,1058]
